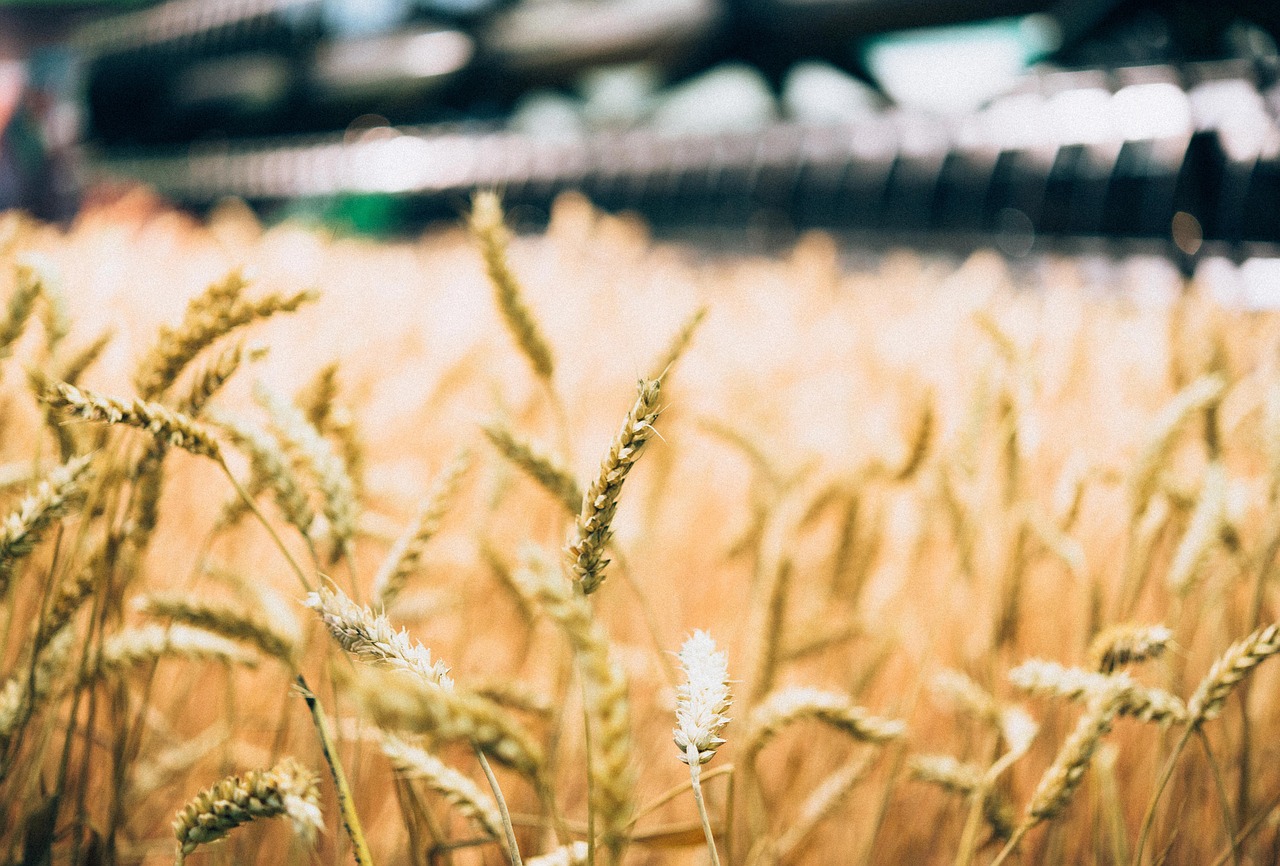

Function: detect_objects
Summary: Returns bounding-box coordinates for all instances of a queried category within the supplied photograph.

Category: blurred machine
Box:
[17,0,1280,251]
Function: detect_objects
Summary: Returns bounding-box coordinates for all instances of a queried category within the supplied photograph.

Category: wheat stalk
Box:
[517,547,634,861]
[172,757,322,864]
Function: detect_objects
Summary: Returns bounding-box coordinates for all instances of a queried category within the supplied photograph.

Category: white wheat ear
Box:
[675,629,731,866]
[675,630,732,765]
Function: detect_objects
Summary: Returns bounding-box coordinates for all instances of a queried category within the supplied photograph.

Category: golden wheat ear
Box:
[172,758,323,865]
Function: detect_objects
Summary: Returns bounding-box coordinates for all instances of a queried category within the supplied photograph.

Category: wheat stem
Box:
[297,676,376,866]
[475,744,524,866]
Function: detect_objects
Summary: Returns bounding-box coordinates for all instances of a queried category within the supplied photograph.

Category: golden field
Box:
[0,189,1278,866]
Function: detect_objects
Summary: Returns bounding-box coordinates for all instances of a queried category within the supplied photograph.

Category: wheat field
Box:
[1,187,1279,866]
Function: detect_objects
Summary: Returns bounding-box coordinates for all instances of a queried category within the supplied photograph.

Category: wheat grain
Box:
[566,378,662,594]
[172,757,322,863]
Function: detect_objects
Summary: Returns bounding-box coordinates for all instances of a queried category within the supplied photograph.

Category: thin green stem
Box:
[687,744,722,866]
[474,744,523,866]
[989,823,1028,866]
[1132,723,1196,866]
[218,458,312,593]
[1196,729,1240,866]
[297,676,375,866]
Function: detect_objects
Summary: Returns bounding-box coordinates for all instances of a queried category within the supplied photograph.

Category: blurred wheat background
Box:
[1,188,1279,866]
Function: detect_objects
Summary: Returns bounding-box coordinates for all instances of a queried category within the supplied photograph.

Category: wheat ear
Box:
[305,584,452,686]
[675,630,731,866]
[85,624,261,685]
[135,593,297,664]
[1188,623,1280,722]
[381,734,503,839]
[256,383,356,562]
[483,422,582,514]
[177,342,246,416]
[1009,660,1187,724]
[1129,374,1226,518]
[744,687,905,760]
[0,626,72,745]
[991,683,1130,866]
[350,666,544,777]
[213,412,316,540]
[929,669,1001,726]
[47,382,222,459]
[135,270,315,399]
[566,378,662,594]
[1088,623,1173,674]
[517,548,634,861]
[650,305,708,382]
[0,263,41,356]
[371,447,472,609]
[0,454,92,596]
[470,190,555,381]
[172,757,322,864]
[1166,461,1229,597]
